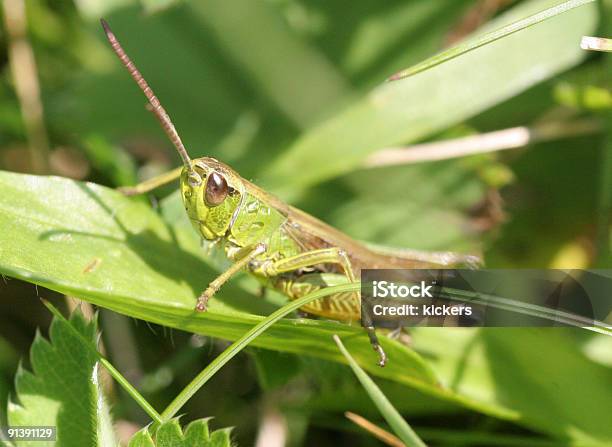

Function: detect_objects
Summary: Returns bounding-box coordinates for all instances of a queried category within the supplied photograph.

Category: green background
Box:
[0,0,610,445]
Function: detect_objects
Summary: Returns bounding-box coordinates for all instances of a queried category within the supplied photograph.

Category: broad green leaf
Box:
[0,172,446,404]
[262,0,598,194]
[129,430,155,447]
[7,311,115,447]
[412,328,612,446]
[129,418,231,447]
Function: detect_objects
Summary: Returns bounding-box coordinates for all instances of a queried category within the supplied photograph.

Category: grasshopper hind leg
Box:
[263,250,389,367]
[365,325,387,367]
[361,299,387,367]
[274,275,388,367]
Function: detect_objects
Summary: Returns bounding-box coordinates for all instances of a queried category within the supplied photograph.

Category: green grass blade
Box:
[161,282,359,421]
[436,287,612,336]
[334,335,426,447]
[389,0,595,80]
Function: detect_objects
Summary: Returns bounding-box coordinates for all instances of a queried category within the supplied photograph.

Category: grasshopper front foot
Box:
[195,290,212,312]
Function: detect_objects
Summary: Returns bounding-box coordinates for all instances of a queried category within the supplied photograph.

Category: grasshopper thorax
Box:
[181,157,244,240]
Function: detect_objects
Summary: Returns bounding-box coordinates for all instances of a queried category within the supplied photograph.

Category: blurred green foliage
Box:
[0,0,611,445]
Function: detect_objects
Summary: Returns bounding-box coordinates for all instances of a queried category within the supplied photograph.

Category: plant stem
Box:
[581,36,612,52]
[437,287,612,336]
[364,119,600,168]
[160,282,360,422]
[389,0,594,81]
[2,0,50,173]
[345,411,405,447]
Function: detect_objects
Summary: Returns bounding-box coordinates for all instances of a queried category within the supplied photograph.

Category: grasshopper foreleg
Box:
[359,295,387,367]
[261,247,387,367]
[195,243,267,312]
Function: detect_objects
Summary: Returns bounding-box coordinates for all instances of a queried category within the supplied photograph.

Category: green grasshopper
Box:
[101,20,479,366]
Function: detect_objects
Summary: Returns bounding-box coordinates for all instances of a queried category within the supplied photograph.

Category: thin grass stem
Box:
[389,0,594,81]
[334,335,426,447]
[160,282,361,422]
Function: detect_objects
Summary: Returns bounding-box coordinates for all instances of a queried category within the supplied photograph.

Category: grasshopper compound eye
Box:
[205,172,228,206]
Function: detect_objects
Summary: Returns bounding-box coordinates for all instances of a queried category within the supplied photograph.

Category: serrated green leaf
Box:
[155,419,184,446]
[7,311,115,447]
[129,418,230,447]
[206,429,232,447]
[128,429,155,447]
[182,419,211,446]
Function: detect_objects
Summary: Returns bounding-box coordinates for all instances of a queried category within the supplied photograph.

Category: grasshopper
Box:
[101,20,479,366]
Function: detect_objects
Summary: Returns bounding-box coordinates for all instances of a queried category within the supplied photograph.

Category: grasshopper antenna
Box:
[100,18,193,172]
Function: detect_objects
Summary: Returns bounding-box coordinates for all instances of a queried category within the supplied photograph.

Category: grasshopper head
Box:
[180,157,244,240]
[99,21,244,240]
